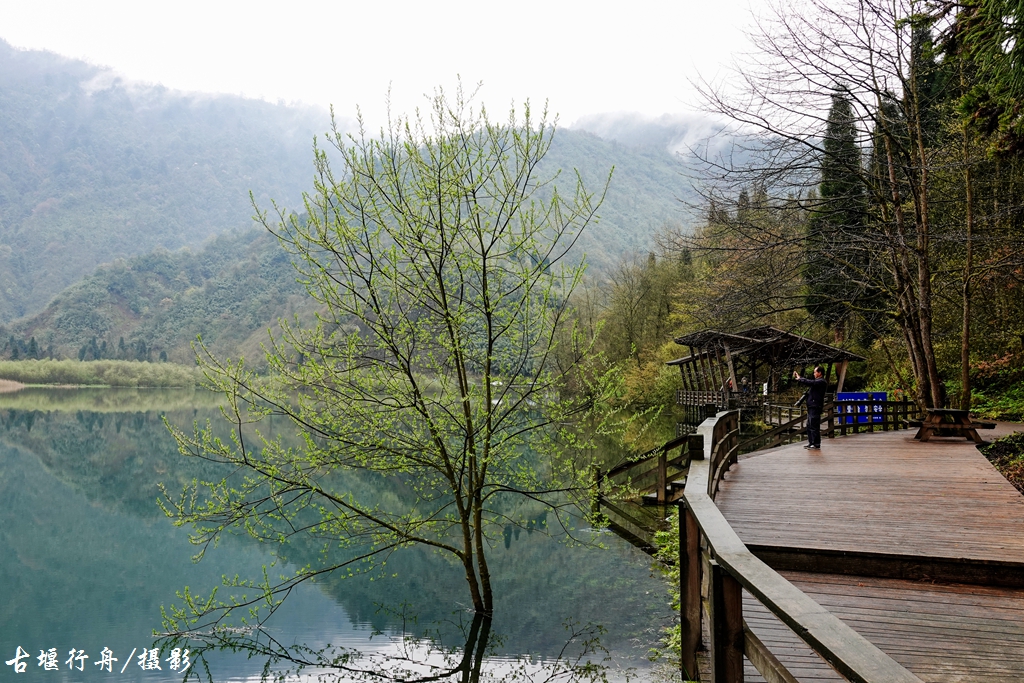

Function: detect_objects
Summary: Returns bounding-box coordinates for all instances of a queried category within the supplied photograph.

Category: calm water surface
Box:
[0,389,671,681]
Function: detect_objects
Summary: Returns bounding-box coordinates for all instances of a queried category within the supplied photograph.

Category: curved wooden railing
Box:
[680,410,924,683]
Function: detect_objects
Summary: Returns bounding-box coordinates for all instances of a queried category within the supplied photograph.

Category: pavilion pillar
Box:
[836,359,849,394]
[685,358,699,392]
[689,347,704,391]
[696,347,713,392]
[722,343,738,394]
[713,345,728,393]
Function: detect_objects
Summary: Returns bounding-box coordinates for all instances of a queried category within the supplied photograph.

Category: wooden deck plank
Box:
[740,575,1024,682]
[716,427,1024,681]
[786,573,1024,682]
[716,430,1024,564]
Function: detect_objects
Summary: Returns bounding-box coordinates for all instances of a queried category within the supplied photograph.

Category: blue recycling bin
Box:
[835,392,887,424]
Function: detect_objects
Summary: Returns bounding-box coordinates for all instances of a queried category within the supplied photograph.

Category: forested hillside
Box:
[0,126,698,363]
[0,39,706,362]
[1,228,308,364]
[0,39,322,321]
[542,128,695,271]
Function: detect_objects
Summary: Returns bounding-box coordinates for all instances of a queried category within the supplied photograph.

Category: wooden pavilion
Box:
[667,326,866,410]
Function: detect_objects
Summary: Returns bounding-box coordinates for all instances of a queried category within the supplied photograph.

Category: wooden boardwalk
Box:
[714,425,1024,681]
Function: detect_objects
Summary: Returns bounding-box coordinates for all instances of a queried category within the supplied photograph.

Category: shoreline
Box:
[0,379,26,393]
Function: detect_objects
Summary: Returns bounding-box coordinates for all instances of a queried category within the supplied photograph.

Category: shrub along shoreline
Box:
[0,359,199,388]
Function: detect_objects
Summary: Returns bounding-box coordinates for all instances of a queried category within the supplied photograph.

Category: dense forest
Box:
[590,0,1024,420]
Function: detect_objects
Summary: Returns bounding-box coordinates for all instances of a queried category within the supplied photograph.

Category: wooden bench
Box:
[914,408,984,443]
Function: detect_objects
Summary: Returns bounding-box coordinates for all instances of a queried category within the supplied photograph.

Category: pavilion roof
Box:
[669,326,865,367]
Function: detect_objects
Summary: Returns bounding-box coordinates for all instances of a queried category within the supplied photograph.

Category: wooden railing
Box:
[601,433,699,505]
[677,394,728,433]
[679,410,924,683]
[593,433,702,551]
[677,390,729,408]
[740,398,921,454]
[827,397,917,436]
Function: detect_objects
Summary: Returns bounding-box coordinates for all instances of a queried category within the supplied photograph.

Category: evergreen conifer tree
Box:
[804,87,869,338]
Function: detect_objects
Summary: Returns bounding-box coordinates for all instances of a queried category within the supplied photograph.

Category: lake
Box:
[0,388,672,682]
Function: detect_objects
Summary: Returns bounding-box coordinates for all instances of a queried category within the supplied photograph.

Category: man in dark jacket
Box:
[793,366,827,450]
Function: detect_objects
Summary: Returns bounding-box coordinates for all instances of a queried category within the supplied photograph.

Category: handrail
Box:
[682,411,924,683]
[739,398,921,454]
[605,433,693,480]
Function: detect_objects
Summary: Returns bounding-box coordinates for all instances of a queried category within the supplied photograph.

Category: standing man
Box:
[793,366,827,450]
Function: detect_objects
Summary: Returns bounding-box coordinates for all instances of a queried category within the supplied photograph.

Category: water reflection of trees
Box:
[0,406,670,680]
[164,611,614,683]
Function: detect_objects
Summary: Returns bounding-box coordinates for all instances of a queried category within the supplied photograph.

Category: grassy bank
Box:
[0,359,200,388]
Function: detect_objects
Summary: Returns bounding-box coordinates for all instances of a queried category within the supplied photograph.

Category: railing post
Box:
[689,434,704,461]
[827,401,835,438]
[680,504,702,681]
[657,450,667,505]
[709,559,744,683]
[867,395,875,433]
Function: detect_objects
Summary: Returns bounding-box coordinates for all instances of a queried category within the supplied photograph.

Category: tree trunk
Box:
[960,126,975,412]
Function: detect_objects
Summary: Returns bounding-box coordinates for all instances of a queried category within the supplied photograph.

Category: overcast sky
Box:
[0,0,755,127]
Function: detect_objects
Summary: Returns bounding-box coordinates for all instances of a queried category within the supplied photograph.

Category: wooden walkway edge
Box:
[715,424,1024,682]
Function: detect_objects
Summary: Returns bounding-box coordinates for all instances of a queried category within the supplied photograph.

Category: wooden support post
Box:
[713,345,728,395]
[867,394,875,433]
[710,560,744,683]
[682,358,696,392]
[680,504,701,680]
[657,450,667,505]
[835,359,849,394]
[701,350,716,393]
[689,434,704,460]
[723,343,739,397]
[690,346,705,391]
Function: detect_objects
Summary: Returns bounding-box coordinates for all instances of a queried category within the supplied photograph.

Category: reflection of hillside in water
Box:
[0,386,225,413]
[0,391,670,674]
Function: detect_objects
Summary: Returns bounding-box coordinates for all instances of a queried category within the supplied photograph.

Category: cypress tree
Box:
[804,86,869,338]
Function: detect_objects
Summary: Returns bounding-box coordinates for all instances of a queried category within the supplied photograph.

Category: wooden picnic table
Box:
[914,408,984,443]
